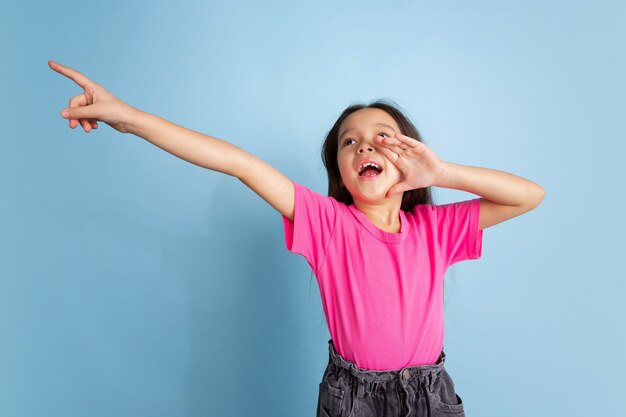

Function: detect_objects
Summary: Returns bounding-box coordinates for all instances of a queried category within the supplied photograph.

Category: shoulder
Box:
[412,199,478,214]
[410,202,438,217]
[292,181,342,207]
[408,199,481,229]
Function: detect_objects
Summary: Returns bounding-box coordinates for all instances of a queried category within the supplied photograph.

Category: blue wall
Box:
[1,0,624,416]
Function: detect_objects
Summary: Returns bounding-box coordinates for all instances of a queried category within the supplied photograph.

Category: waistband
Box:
[327,339,446,388]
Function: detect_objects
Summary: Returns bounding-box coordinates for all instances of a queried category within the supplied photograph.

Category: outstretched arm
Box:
[128,111,295,220]
[374,133,545,230]
[49,60,295,221]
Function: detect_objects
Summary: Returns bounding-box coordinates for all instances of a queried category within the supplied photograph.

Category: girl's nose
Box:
[358,143,374,154]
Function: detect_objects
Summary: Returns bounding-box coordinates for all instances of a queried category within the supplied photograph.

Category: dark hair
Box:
[321,99,434,209]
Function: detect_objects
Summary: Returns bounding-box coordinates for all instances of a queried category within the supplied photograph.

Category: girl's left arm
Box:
[376,133,545,230]
[434,162,545,230]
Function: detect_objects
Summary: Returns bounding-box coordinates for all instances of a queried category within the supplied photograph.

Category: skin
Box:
[338,108,546,233]
[49,59,545,232]
[336,108,448,233]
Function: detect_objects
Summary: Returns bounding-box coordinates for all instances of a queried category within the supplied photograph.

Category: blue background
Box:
[2,1,624,416]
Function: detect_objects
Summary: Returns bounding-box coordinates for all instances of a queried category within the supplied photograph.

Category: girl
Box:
[49,60,545,417]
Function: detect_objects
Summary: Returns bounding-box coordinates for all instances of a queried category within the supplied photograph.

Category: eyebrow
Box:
[339,123,397,140]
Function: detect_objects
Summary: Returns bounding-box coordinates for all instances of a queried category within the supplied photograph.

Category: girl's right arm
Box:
[130,110,295,221]
[49,60,295,221]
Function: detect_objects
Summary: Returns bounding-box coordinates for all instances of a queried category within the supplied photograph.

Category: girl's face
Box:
[336,108,404,205]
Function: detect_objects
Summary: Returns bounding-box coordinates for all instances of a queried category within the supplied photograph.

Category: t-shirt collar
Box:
[347,205,408,243]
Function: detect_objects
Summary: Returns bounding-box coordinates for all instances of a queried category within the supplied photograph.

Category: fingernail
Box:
[61,109,68,118]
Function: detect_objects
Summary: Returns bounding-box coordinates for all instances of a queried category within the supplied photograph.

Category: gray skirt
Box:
[318,339,465,417]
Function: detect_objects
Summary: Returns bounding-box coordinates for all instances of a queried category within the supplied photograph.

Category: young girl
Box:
[49,60,545,417]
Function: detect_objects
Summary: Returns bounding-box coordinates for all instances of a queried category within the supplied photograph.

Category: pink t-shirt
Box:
[282,181,483,371]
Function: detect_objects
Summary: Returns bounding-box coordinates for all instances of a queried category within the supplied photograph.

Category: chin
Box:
[353,190,390,203]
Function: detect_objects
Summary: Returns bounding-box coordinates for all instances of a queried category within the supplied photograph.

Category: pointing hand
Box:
[48,60,138,134]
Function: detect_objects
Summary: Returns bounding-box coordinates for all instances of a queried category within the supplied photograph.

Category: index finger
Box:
[395,133,420,147]
[48,60,95,89]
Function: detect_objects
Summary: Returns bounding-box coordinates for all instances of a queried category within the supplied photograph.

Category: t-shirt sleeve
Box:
[431,198,483,267]
[282,181,337,273]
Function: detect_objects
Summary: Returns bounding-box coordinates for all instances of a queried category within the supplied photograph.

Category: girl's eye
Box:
[344,132,390,146]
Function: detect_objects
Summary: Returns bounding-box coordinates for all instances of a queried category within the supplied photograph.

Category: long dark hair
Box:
[321,99,434,209]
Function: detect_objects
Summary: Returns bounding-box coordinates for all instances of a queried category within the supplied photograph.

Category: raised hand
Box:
[375,133,450,198]
[48,60,138,134]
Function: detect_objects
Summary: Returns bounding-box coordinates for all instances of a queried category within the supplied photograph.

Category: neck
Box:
[353,197,403,229]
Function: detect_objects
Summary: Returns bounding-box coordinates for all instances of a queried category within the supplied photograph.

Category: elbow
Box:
[529,184,545,208]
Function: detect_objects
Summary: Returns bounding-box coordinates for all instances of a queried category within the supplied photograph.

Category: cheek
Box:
[337,158,351,176]
[339,169,351,185]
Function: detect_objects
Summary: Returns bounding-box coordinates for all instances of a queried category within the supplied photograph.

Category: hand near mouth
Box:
[375,133,449,198]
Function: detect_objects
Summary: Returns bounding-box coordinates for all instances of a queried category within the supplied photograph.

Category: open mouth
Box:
[358,162,383,178]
